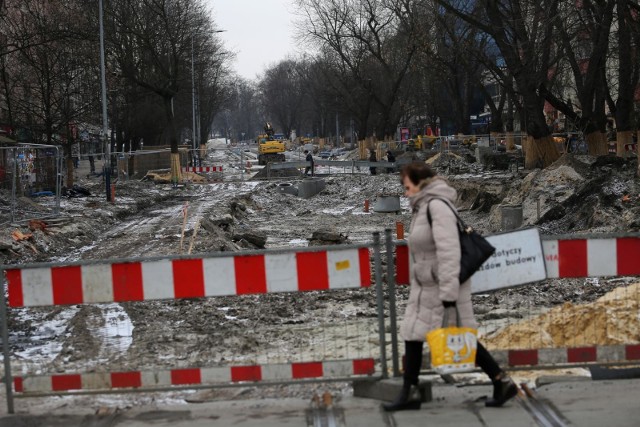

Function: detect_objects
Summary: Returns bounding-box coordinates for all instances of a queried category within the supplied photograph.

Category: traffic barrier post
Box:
[372,232,388,379]
[384,229,400,378]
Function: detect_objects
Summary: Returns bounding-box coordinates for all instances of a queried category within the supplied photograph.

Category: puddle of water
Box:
[96,303,133,358]
[14,307,79,373]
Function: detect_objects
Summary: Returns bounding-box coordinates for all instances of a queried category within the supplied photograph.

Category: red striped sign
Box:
[13,358,376,393]
[485,344,640,368]
[182,166,223,173]
[542,237,640,278]
[6,248,371,307]
[395,236,640,288]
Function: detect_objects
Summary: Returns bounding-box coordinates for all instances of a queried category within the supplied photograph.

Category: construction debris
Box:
[11,229,32,241]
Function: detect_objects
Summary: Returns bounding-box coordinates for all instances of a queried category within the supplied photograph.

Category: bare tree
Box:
[2,0,98,186]
[608,0,640,157]
[435,0,562,168]
[258,59,308,137]
[106,0,222,183]
[534,0,616,156]
[429,4,490,135]
[295,0,424,139]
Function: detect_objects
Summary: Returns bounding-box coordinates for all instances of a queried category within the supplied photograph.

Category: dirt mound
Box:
[483,281,640,349]
[547,153,592,176]
[142,169,207,183]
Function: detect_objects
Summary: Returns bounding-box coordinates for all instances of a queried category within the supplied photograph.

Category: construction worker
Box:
[386,150,396,173]
[369,150,377,175]
[304,150,314,176]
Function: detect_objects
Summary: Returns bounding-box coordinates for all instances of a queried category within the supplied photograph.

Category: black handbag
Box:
[427,198,495,283]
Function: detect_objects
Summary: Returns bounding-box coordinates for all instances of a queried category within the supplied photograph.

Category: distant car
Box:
[319,151,332,159]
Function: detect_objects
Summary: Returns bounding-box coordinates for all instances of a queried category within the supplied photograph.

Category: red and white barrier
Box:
[183,166,223,173]
[14,358,376,393]
[491,344,640,368]
[395,235,640,289]
[543,237,640,278]
[6,247,371,307]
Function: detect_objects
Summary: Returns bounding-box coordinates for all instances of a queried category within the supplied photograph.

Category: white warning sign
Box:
[470,228,546,294]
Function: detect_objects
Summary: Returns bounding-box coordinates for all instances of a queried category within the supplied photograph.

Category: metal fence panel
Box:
[0,145,61,226]
[0,241,385,411]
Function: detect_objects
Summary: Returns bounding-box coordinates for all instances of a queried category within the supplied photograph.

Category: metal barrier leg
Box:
[385,229,400,378]
[1,268,15,413]
[373,232,388,379]
[11,150,17,223]
[55,151,61,215]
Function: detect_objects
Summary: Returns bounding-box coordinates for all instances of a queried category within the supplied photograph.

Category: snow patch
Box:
[14,306,80,372]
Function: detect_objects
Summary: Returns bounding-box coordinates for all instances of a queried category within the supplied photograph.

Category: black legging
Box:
[403,340,501,385]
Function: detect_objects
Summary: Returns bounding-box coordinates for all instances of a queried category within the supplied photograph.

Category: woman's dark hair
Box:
[400,162,436,185]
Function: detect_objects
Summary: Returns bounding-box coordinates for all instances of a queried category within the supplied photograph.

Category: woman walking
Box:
[384,161,517,411]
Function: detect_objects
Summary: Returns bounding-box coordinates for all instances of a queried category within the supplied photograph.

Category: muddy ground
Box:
[1,141,639,409]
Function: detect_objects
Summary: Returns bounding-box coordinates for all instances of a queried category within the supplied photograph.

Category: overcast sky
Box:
[205,0,298,81]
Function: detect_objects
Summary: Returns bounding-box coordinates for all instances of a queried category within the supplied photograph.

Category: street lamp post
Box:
[99,0,110,201]
[191,35,197,167]
[191,30,225,166]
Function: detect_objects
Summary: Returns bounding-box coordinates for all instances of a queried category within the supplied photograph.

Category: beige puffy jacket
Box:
[399,177,478,342]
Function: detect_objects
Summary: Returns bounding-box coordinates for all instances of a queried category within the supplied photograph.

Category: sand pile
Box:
[483,282,640,349]
[142,170,208,183]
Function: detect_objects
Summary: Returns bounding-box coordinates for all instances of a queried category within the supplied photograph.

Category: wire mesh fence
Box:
[0,242,383,405]
[0,144,61,226]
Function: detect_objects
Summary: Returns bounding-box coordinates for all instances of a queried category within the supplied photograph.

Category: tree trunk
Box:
[66,157,74,188]
[616,130,633,157]
[637,130,640,177]
[586,131,608,156]
[505,131,516,152]
[523,136,533,168]
[524,135,560,169]
[163,96,182,184]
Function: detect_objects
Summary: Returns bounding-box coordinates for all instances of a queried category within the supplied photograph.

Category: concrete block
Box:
[373,195,401,213]
[352,378,432,403]
[297,177,326,199]
[475,146,493,164]
[501,205,523,231]
[277,182,298,196]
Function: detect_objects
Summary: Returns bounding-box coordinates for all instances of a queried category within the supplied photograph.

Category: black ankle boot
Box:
[382,383,422,411]
[485,375,518,407]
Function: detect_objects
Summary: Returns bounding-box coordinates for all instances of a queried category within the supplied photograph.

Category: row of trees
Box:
[1,0,638,176]
[1,0,232,182]
[222,0,639,170]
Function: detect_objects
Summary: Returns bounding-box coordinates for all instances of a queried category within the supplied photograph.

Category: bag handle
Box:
[426,197,472,233]
[442,306,462,327]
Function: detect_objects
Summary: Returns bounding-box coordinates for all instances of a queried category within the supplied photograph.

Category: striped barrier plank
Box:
[6,247,371,307]
[395,235,640,289]
[183,166,223,173]
[13,358,376,393]
[490,344,640,368]
[542,237,640,278]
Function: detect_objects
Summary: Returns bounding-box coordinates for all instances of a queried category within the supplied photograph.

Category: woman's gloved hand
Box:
[442,300,457,308]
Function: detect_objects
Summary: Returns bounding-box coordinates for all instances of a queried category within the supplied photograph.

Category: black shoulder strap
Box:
[426,197,466,230]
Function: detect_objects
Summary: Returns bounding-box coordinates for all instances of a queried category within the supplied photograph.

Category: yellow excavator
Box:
[256,122,286,165]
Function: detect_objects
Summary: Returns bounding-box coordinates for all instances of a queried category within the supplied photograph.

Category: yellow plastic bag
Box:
[426,310,478,374]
